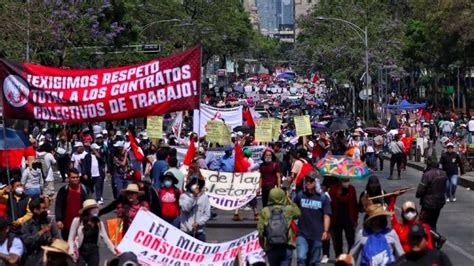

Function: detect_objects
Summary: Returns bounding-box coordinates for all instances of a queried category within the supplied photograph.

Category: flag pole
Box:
[197,45,203,147]
[1,116,16,221]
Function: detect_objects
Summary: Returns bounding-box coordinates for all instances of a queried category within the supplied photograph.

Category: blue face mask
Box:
[164,180,173,188]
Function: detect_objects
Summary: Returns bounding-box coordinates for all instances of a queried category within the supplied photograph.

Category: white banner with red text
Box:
[193,104,242,137]
[117,209,265,266]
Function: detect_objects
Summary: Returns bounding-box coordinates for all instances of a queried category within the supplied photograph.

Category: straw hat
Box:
[364,204,392,223]
[41,239,70,256]
[121,184,144,195]
[79,199,99,214]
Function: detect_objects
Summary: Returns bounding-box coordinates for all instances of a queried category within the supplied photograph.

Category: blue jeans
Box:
[25,187,41,199]
[164,216,180,228]
[297,237,322,266]
[112,173,128,199]
[266,246,293,266]
[365,152,376,169]
[446,174,459,198]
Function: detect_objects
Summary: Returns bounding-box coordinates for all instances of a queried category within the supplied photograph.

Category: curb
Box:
[383,155,474,190]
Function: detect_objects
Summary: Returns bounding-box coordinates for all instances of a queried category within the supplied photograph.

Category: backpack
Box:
[36,153,50,180]
[361,229,392,266]
[265,206,288,246]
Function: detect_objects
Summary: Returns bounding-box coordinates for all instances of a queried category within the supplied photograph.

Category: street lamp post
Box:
[316,17,369,121]
[139,18,182,36]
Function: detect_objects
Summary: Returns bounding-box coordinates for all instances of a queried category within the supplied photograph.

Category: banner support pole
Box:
[197,45,203,146]
[1,117,16,221]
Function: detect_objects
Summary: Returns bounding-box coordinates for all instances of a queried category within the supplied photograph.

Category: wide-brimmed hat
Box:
[364,204,392,224]
[79,199,99,214]
[121,184,144,195]
[42,239,70,256]
[160,171,179,184]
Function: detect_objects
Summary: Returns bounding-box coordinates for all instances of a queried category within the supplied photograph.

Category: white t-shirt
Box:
[71,151,88,174]
[0,237,23,258]
[91,154,100,177]
[468,120,474,132]
[36,152,56,182]
[92,124,102,135]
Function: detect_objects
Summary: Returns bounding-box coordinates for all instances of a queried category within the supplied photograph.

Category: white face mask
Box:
[15,187,24,195]
[90,208,99,217]
[190,184,199,192]
[404,211,417,221]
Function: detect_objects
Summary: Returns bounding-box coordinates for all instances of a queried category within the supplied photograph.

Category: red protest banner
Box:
[0,46,201,122]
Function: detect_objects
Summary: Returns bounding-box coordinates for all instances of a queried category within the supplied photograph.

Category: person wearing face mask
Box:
[157,172,181,228]
[68,199,117,265]
[21,197,60,266]
[388,193,433,252]
[329,178,358,258]
[179,178,211,242]
[5,178,33,234]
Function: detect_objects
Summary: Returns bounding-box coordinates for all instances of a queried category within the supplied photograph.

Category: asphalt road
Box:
[52,159,474,265]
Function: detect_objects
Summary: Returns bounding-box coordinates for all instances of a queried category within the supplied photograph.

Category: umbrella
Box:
[328,119,350,131]
[0,127,32,169]
[316,155,371,180]
[233,126,255,135]
[364,127,386,136]
[311,122,326,128]
[313,127,329,133]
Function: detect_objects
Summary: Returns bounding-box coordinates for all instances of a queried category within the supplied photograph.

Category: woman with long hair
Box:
[68,199,116,265]
[259,148,282,207]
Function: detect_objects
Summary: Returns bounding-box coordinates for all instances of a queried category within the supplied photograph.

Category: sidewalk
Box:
[382,154,474,190]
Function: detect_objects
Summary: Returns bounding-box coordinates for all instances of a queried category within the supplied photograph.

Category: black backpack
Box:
[266,206,288,246]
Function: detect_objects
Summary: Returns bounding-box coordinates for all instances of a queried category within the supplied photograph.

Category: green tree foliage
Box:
[295,0,409,83]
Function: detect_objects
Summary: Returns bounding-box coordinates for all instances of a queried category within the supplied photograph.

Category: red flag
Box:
[183,139,196,166]
[242,109,255,127]
[312,73,320,84]
[234,143,250,173]
[127,130,144,161]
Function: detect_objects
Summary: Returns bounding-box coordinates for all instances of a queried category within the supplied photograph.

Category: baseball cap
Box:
[90,143,100,150]
[102,129,108,135]
[446,142,454,148]
[95,134,103,138]
[73,142,84,148]
[305,171,320,180]
[408,223,426,239]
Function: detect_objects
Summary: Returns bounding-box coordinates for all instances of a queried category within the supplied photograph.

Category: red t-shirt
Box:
[260,162,281,188]
[64,186,81,229]
[158,188,180,219]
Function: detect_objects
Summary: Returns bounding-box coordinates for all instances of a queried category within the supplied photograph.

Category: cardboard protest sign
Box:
[117,210,265,266]
[255,118,273,142]
[294,115,312,137]
[272,118,282,141]
[206,120,231,145]
[147,116,163,139]
[0,47,201,122]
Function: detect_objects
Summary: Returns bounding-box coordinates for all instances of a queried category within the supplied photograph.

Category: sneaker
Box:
[452,197,457,202]
[321,255,329,264]
[242,206,252,211]
[446,198,450,203]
